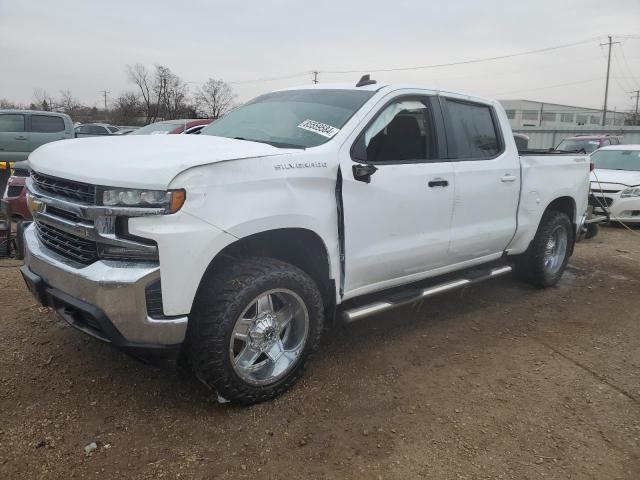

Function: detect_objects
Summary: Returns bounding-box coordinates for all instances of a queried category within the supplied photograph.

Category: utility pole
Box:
[99,90,110,111]
[631,90,640,126]
[600,35,620,127]
[312,71,319,84]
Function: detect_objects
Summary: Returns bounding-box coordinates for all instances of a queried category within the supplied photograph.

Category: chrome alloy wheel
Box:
[229,289,309,386]
[543,225,568,275]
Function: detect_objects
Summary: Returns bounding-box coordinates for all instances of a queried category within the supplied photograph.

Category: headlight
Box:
[100,188,186,213]
[620,187,640,198]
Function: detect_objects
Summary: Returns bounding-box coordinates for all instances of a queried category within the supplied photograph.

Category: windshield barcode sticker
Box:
[298,119,339,138]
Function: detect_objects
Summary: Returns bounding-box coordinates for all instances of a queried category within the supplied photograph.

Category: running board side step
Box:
[341,265,513,323]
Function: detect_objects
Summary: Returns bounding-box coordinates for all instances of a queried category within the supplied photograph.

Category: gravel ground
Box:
[1,225,639,479]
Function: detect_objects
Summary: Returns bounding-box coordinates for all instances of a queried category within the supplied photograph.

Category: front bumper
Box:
[592,194,640,224]
[22,225,188,347]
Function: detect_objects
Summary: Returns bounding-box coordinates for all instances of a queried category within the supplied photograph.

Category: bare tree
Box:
[58,89,81,117]
[0,98,23,109]
[127,63,191,122]
[111,92,142,125]
[127,64,155,123]
[195,78,236,119]
[33,88,56,111]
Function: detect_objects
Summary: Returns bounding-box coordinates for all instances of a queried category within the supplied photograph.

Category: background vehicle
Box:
[590,145,640,224]
[130,119,213,135]
[0,110,74,162]
[21,81,590,404]
[74,123,120,137]
[555,134,623,154]
[1,160,31,221]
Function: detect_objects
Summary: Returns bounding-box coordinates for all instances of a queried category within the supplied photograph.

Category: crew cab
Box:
[21,79,591,404]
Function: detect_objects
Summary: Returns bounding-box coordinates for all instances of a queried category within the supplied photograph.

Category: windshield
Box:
[200,89,375,148]
[556,138,600,153]
[131,122,179,135]
[591,150,640,171]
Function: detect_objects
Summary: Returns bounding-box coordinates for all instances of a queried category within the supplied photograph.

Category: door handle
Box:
[428,178,449,188]
[500,174,517,183]
[14,136,28,141]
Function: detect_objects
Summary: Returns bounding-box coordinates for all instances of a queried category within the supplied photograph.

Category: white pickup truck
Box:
[21,78,591,404]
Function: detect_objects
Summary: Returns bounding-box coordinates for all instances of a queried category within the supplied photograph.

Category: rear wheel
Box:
[187,257,324,404]
[513,210,573,288]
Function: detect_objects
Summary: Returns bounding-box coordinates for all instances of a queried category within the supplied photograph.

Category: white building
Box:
[498,99,626,130]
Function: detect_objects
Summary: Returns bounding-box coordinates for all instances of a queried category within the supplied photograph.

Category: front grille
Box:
[31,171,96,204]
[589,195,614,207]
[6,185,23,198]
[36,222,98,265]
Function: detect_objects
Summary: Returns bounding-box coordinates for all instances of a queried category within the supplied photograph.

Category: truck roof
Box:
[276,82,498,106]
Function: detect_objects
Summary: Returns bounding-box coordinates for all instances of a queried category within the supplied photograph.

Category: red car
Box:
[1,161,31,220]
[129,119,213,136]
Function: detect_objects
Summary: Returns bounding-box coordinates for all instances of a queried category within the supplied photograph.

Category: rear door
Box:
[0,113,30,162]
[29,114,70,151]
[340,93,455,297]
[441,97,520,263]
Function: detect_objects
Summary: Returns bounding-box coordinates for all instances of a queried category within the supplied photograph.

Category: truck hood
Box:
[28,135,294,189]
[591,169,640,188]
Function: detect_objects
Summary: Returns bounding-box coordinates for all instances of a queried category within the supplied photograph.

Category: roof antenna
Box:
[356,74,377,87]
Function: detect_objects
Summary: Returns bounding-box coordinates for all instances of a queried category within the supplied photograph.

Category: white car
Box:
[590,145,640,224]
[21,79,591,404]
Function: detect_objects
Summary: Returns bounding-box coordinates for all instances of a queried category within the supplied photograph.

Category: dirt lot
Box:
[1,226,639,479]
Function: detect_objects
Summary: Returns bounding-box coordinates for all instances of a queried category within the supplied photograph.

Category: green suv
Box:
[0,110,74,163]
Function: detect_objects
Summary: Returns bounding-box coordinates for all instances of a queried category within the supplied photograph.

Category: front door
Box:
[340,95,455,298]
[0,113,30,162]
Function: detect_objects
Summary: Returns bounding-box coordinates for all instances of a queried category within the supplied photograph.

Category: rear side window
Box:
[0,114,25,132]
[445,99,501,159]
[31,115,65,133]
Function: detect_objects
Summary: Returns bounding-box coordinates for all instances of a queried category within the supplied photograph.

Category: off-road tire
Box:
[513,210,573,288]
[187,257,324,405]
[585,223,599,240]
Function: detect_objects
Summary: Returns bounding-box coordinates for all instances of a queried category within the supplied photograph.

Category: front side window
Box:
[201,89,374,149]
[358,98,437,162]
[31,115,65,133]
[445,99,500,159]
[0,114,25,132]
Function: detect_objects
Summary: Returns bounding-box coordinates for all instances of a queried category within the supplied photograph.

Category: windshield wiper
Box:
[233,136,305,150]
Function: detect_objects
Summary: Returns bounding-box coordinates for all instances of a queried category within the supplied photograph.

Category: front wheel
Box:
[187,257,324,404]
[513,210,573,288]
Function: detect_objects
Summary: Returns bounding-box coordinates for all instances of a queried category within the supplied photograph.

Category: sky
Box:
[1,0,639,113]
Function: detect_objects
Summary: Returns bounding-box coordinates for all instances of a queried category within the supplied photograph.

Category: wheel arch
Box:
[197,227,337,315]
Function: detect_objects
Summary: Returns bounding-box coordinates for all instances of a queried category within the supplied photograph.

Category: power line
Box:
[489,78,603,96]
[320,37,600,74]
[619,43,640,87]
